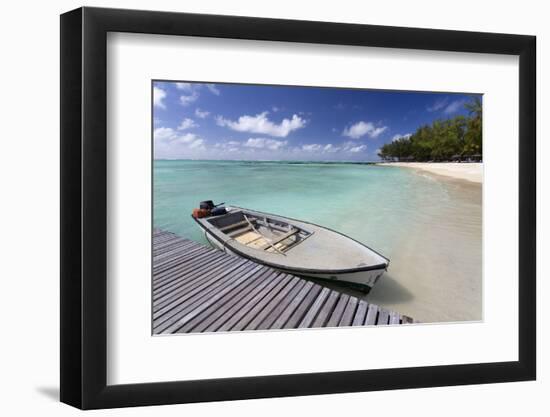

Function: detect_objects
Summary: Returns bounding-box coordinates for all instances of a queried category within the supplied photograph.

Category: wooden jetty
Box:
[153,229,414,334]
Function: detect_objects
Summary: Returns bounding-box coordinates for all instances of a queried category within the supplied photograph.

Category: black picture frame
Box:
[60,6,536,410]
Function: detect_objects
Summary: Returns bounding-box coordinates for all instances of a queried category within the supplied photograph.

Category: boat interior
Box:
[207,211,312,254]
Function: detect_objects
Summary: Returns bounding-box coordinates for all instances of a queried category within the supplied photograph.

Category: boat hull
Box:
[201,226,385,290]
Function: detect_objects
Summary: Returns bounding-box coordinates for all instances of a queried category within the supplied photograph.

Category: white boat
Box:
[192,204,389,292]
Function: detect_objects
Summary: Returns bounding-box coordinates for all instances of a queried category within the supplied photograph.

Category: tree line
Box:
[378,98,482,162]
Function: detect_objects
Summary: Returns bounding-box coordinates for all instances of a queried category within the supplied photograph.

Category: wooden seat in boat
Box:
[259,228,299,250]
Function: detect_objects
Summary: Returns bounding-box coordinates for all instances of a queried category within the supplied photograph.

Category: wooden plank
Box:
[154,251,219,280]
[152,236,204,252]
[153,246,212,274]
[352,299,369,326]
[339,296,358,327]
[153,240,200,258]
[298,287,330,328]
[153,232,180,243]
[389,311,401,325]
[152,235,181,247]
[153,258,248,322]
[154,251,229,292]
[167,264,265,333]
[365,304,379,326]
[153,229,172,236]
[176,265,268,333]
[255,279,308,330]
[259,228,299,250]
[154,244,199,262]
[153,237,197,251]
[153,240,216,267]
[227,226,253,237]
[283,284,323,329]
[153,247,227,288]
[153,247,221,279]
[215,272,288,332]
[154,262,259,333]
[153,255,242,304]
[245,277,303,331]
[311,290,340,328]
[218,220,250,232]
[377,309,390,325]
[269,281,315,330]
[326,294,350,328]
[229,275,294,331]
[152,233,192,245]
[153,259,249,319]
[198,269,280,333]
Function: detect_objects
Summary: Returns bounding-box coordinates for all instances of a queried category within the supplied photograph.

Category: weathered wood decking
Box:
[153,229,413,334]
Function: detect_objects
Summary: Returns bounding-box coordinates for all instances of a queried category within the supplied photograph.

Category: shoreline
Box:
[376,162,482,184]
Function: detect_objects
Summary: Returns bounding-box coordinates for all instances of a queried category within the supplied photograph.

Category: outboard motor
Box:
[193,200,227,218]
[211,206,227,216]
[200,200,215,210]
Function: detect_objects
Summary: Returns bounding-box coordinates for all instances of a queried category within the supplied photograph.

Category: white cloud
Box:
[427,97,465,114]
[180,91,199,106]
[177,118,198,130]
[195,108,210,119]
[176,82,220,96]
[188,138,205,149]
[175,82,194,91]
[154,125,209,158]
[301,143,342,153]
[153,127,175,140]
[427,97,449,112]
[443,99,465,114]
[244,138,288,150]
[348,144,367,153]
[154,127,205,147]
[216,111,306,137]
[298,142,367,154]
[323,144,340,153]
[302,144,322,152]
[206,84,220,95]
[153,87,167,109]
[175,133,199,144]
[214,140,242,152]
[392,133,412,142]
[340,141,368,153]
[342,121,387,139]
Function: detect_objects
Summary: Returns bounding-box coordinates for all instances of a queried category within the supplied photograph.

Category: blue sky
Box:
[153,81,479,161]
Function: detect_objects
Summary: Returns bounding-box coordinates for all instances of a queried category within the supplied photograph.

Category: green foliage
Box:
[378,98,482,161]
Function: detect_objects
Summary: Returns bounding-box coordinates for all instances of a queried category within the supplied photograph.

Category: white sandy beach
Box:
[377,162,483,184]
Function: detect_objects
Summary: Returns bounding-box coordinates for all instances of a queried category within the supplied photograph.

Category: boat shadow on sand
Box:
[310,274,414,304]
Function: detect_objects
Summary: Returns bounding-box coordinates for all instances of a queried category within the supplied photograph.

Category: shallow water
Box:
[154,160,482,323]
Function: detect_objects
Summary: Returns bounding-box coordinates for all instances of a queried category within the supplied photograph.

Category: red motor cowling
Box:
[192,208,210,218]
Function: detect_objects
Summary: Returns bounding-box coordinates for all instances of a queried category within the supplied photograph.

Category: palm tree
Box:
[464,97,482,119]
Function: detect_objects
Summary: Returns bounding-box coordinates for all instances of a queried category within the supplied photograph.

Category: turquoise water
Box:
[154,160,482,322]
[155,160,422,255]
